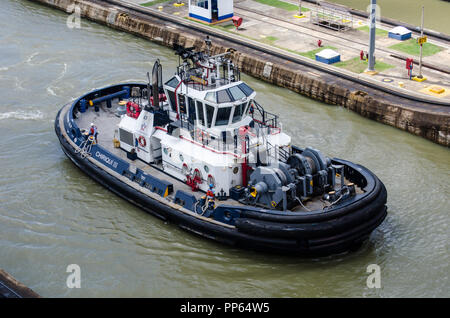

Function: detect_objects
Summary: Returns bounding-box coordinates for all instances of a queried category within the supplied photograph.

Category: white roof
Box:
[316,48,340,59]
[389,26,411,35]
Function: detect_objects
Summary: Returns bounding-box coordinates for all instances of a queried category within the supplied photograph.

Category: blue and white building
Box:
[315,49,341,64]
[388,26,412,41]
[188,0,234,24]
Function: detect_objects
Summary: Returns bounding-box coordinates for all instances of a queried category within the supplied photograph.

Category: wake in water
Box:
[0,110,44,120]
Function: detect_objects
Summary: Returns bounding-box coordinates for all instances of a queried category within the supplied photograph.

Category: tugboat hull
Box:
[55,97,387,256]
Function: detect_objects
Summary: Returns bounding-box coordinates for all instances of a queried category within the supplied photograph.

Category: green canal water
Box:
[0,0,449,297]
[329,0,450,35]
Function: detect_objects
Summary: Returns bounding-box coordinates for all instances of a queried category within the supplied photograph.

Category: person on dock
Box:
[206,183,216,210]
[89,123,98,144]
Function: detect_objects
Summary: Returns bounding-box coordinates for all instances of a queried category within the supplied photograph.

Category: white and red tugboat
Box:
[55,39,387,255]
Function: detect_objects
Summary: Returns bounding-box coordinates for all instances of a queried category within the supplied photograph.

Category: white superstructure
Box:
[117,41,291,196]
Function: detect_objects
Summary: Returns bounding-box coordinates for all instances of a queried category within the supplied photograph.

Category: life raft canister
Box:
[126,101,141,119]
[138,135,146,147]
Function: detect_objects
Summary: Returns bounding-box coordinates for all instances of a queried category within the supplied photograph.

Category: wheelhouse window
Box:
[205,92,216,103]
[232,102,247,123]
[238,82,254,96]
[215,106,232,126]
[196,101,205,126]
[205,104,215,128]
[228,85,246,101]
[216,89,232,103]
[165,77,180,89]
[188,97,196,125]
[166,90,177,112]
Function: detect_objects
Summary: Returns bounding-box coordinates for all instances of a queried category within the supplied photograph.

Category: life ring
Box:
[182,163,189,175]
[193,169,202,184]
[138,136,146,147]
[207,174,215,187]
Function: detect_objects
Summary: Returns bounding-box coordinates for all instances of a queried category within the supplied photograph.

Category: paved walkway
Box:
[139,0,450,102]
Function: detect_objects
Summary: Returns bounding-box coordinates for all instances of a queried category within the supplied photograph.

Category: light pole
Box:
[418,6,424,78]
[367,0,376,72]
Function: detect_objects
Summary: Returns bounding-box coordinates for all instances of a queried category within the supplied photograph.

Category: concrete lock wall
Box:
[30,0,449,147]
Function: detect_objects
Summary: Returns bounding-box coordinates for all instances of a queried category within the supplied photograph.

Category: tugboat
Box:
[55,38,387,256]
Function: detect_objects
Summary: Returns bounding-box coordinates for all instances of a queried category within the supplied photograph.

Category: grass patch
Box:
[357,25,388,37]
[334,57,394,73]
[389,38,443,57]
[260,35,279,44]
[221,24,236,30]
[141,0,173,7]
[297,46,337,59]
[184,17,238,32]
[253,0,309,12]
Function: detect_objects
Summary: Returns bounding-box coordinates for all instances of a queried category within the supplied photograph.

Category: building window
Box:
[191,0,209,9]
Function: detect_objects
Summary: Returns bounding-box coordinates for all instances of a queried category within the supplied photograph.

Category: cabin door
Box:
[211,0,218,21]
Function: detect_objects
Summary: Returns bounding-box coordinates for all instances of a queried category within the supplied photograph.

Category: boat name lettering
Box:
[95,151,119,168]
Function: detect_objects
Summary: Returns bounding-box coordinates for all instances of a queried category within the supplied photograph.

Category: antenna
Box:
[152,59,161,110]
[146,71,152,111]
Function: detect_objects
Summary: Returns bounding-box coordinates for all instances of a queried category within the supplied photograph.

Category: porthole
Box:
[204,165,209,173]
[179,153,184,162]
[233,166,239,174]
[163,147,168,155]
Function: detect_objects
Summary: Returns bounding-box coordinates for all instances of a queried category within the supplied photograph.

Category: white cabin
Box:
[117,46,291,196]
[188,0,234,24]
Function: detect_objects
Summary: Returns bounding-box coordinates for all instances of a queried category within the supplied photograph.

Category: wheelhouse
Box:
[163,77,257,131]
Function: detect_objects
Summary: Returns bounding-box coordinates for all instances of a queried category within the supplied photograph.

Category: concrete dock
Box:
[29,0,450,146]
[156,0,450,104]
[0,269,40,298]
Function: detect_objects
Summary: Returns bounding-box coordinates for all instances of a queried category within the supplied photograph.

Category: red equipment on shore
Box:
[406,58,414,79]
[232,16,243,30]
